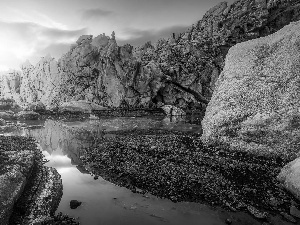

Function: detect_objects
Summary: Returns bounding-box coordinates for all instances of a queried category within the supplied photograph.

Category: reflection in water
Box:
[22,118,228,225]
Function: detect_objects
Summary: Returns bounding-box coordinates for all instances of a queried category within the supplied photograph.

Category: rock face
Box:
[201,20,300,158]
[20,57,61,108]
[0,70,21,103]
[1,0,300,110]
[278,157,300,200]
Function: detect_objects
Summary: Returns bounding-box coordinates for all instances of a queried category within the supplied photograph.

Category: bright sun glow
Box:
[0,65,9,72]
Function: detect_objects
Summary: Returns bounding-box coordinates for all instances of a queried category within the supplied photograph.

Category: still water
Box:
[1,116,255,225]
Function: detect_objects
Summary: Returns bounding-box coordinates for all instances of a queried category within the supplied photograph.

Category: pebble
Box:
[70,200,82,209]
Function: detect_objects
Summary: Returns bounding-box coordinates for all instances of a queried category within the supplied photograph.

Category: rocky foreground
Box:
[80,128,300,224]
[0,136,75,225]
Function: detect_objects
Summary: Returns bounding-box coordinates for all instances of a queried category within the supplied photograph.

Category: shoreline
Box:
[80,129,300,224]
[1,117,300,224]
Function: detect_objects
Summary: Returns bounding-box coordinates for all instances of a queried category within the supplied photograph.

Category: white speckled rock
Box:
[161,105,186,116]
[278,157,300,200]
[201,21,300,157]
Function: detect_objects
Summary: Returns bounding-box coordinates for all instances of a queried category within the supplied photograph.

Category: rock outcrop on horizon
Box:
[1,0,300,110]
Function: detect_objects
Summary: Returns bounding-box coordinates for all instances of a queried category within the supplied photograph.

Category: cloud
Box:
[0,20,87,70]
[81,8,113,20]
[117,25,189,46]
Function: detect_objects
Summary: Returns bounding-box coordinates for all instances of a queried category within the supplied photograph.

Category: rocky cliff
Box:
[1,0,300,110]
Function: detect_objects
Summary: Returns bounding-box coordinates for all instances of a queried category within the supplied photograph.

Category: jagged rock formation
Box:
[20,57,61,107]
[278,157,300,200]
[0,70,21,104]
[201,20,300,157]
[1,0,300,110]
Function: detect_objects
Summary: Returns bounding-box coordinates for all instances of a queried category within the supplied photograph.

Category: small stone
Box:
[70,200,82,209]
[225,218,232,224]
[290,205,300,219]
[94,176,98,180]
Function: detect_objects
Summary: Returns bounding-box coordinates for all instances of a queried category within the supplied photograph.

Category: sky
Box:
[0,0,236,71]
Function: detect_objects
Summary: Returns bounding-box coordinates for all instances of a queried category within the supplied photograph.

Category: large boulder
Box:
[201,21,300,158]
[278,157,300,200]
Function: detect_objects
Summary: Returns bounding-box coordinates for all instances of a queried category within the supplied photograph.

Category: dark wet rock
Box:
[92,107,165,118]
[70,200,82,209]
[280,212,297,223]
[290,205,300,219]
[16,111,40,120]
[225,218,232,225]
[0,111,16,120]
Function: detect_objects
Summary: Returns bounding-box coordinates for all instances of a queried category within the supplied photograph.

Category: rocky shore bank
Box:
[80,128,300,224]
[0,136,65,225]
